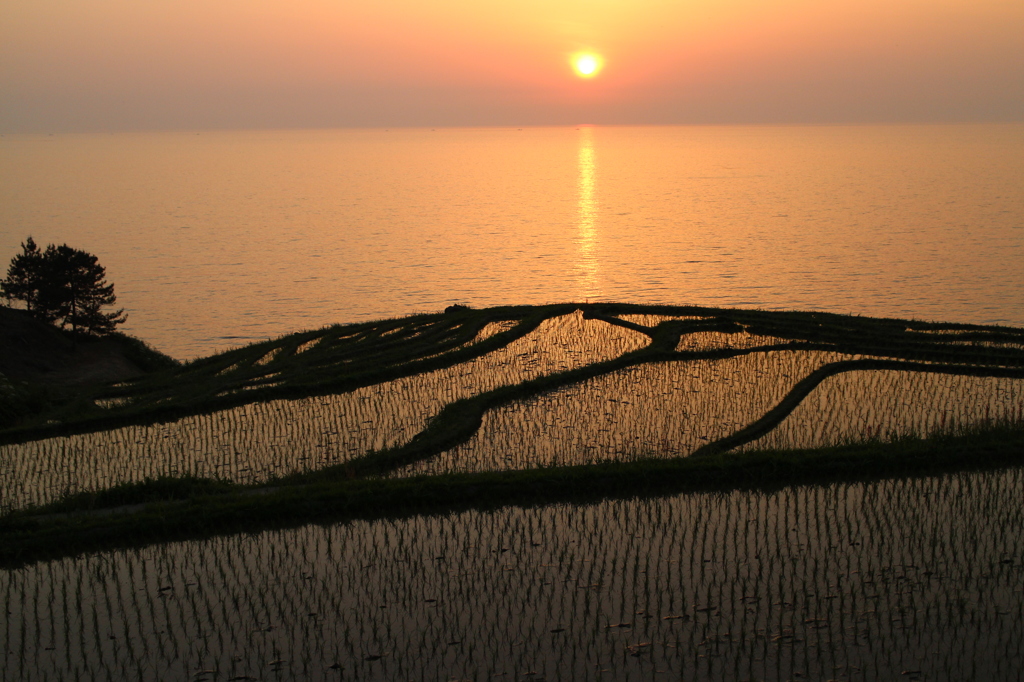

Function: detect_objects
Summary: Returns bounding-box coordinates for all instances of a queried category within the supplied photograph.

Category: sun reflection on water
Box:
[576,127,600,300]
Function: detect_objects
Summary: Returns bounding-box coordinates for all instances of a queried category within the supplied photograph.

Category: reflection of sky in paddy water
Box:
[399,348,859,476]
[3,311,1023,511]
[0,313,648,511]
[742,369,1024,451]
[403,345,1024,477]
[4,468,1023,680]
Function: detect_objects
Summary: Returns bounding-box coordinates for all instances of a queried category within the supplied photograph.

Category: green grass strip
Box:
[3,423,1023,568]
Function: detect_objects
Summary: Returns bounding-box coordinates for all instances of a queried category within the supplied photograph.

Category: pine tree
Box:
[1,237,47,317]
[1,238,127,336]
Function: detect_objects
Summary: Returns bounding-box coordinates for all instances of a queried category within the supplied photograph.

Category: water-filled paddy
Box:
[2,306,1023,512]
[743,370,1024,452]
[399,349,861,476]
[0,312,648,510]
[3,467,1022,680]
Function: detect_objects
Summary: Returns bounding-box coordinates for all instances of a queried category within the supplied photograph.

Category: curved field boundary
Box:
[0,306,568,445]
[341,347,1024,479]
[239,303,1024,482]
[313,341,825,479]
[692,359,1024,457]
[4,302,1023,455]
[5,422,1024,568]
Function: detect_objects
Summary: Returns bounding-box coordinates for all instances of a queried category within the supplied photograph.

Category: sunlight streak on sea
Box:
[1,124,1022,358]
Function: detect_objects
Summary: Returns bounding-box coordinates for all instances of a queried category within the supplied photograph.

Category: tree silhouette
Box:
[2,238,127,336]
[1,237,46,317]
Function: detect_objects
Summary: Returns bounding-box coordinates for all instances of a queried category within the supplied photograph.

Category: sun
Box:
[571,52,604,78]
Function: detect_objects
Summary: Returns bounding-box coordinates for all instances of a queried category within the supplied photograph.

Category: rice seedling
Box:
[3,466,1022,680]
[613,313,707,330]
[674,329,794,352]
[741,369,1024,451]
[398,349,862,476]
[1,302,1022,518]
[0,310,649,510]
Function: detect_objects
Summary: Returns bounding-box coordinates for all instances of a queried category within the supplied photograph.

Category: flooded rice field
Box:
[399,350,859,476]
[2,306,1023,512]
[3,467,1023,681]
[0,312,647,510]
[743,370,1024,452]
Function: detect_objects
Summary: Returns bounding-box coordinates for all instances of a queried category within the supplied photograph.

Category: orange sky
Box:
[2,0,1023,131]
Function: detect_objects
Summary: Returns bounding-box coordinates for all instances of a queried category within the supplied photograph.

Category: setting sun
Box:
[572,52,604,78]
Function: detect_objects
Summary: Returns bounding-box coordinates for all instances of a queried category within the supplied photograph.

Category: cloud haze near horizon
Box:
[2,0,1023,132]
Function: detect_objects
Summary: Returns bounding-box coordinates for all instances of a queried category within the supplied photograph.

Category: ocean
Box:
[2,124,1022,359]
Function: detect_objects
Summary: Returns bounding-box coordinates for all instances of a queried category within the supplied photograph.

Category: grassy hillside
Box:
[0,306,177,429]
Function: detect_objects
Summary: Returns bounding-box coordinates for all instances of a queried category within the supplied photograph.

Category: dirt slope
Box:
[0,306,145,386]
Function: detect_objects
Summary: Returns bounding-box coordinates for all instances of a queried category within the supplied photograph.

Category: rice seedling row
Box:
[0,312,648,511]
[399,349,861,476]
[3,467,1022,680]
[742,369,1024,451]
[2,303,1023,513]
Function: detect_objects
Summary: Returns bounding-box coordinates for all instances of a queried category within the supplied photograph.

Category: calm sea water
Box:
[2,125,1022,359]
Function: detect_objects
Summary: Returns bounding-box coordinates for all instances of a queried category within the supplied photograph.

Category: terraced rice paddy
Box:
[3,466,1023,680]
[0,311,647,510]
[399,350,861,476]
[1,304,1023,512]
[743,371,1024,452]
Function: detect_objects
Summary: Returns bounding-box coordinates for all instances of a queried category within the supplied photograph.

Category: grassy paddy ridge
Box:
[5,460,1024,681]
[2,303,1024,563]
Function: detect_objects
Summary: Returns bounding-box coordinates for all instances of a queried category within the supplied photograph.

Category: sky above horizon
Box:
[2,0,1023,132]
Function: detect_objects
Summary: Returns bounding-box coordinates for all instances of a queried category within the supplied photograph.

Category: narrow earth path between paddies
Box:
[2,302,1023,562]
